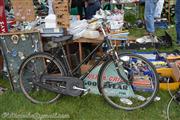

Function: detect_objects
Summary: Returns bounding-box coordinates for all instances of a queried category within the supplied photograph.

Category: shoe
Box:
[134,94,146,101]
[150,35,158,43]
[120,98,133,105]
[147,96,161,102]
[176,42,180,46]
[136,35,158,43]
[136,36,149,43]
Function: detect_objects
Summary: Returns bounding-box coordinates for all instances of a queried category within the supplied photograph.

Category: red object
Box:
[7,19,16,26]
[0,0,8,33]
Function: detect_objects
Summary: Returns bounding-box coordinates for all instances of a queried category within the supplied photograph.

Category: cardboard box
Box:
[52,0,70,29]
[56,14,70,19]
[167,56,180,62]
[171,60,180,81]
[56,20,70,28]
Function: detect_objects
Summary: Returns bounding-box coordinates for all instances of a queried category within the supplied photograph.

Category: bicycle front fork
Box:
[112,50,130,85]
[105,37,130,85]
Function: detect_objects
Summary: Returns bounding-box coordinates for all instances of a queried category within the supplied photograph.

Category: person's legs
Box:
[136,0,159,43]
[175,0,180,44]
[154,0,164,18]
[144,0,158,34]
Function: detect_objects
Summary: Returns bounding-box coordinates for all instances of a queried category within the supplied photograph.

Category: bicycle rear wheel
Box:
[98,53,159,110]
[19,52,67,104]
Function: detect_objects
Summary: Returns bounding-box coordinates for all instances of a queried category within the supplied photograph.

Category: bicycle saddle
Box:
[53,35,73,43]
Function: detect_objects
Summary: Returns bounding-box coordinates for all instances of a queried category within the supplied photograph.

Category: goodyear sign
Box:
[84,63,135,97]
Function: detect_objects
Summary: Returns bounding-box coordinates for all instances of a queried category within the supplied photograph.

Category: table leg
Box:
[79,42,82,62]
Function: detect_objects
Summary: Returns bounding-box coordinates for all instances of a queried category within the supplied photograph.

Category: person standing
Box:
[84,0,101,19]
[136,0,159,43]
[144,0,159,36]
[175,0,180,45]
[71,0,85,20]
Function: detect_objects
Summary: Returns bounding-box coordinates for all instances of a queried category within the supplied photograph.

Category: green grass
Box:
[0,79,180,120]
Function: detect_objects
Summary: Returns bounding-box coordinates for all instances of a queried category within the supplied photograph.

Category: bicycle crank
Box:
[35,75,87,96]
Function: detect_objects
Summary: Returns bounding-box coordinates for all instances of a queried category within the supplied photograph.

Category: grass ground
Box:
[0,24,180,120]
[0,78,180,120]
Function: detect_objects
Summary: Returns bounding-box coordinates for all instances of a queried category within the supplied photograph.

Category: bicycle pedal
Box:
[82,88,91,96]
[72,86,90,96]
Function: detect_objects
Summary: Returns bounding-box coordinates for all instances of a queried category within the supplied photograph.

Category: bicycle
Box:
[18,20,159,110]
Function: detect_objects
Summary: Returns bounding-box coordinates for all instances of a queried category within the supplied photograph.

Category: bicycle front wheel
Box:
[19,52,67,104]
[98,53,159,110]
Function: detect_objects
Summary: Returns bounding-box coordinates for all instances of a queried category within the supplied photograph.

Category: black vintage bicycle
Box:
[19,20,159,110]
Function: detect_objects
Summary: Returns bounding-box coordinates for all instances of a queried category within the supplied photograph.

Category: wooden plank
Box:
[0,30,39,36]
[74,36,104,43]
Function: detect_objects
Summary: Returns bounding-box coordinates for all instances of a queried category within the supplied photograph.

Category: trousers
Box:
[85,0,101,19]
[176,0,180,43]
[144,0,158,33]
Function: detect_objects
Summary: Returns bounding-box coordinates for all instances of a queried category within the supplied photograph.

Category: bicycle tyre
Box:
[98,53,159,110]
[19,52,67,104]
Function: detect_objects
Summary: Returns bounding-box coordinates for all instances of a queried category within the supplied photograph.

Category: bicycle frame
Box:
[56,38,128,85]
[59,37,110,80]
[48,20,130,85]
[50,20,130,84]
[72,39,107,80]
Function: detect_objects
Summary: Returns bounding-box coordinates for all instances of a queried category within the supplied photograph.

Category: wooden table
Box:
[73,36,104,62]
[73,36,136,62]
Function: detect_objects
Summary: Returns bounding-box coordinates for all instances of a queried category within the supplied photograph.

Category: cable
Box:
[167,78,174,98]
[166,77,175,120]
[167,96,174,120]
[166,77,180,120]
[166,77,174,120]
